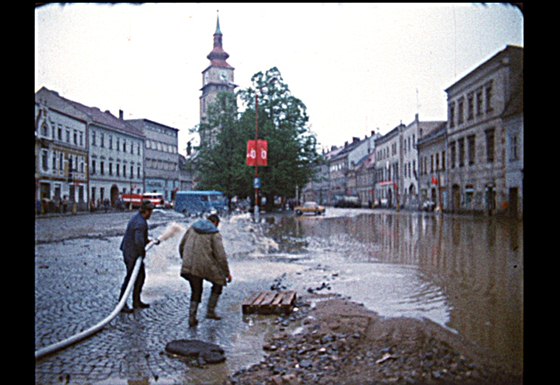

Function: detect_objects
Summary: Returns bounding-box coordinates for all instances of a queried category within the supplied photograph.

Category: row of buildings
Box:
[34,86,192,213]
[303,45,523,217]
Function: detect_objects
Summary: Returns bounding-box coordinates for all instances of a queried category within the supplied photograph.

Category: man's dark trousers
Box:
[119,256,146,305]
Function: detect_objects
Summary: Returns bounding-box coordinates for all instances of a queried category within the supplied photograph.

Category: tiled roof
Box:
[36,87,144,139]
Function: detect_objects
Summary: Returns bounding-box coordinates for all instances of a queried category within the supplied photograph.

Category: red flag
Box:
[247,140,268,166]
[246,140,257,166]
[257,140,268,166]
[432,176,439,185]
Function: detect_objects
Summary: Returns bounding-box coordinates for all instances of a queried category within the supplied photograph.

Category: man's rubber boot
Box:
[206,293,222,320]
[189,301,199,327]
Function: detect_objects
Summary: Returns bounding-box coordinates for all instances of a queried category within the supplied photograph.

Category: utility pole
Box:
[254,93,260,223]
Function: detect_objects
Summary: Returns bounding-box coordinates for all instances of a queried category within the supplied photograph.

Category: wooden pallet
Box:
[242,291,297,315]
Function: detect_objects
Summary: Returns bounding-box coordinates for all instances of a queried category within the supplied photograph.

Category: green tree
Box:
[191,67,320,210]
[238,67,320,208]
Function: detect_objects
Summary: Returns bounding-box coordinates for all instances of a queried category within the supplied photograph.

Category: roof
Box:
[417,122,447,147]
[445,45,523,93]
[36,87,144,139]
[127,118,179,133]
[331,137,366,161]
[502,72,523,118]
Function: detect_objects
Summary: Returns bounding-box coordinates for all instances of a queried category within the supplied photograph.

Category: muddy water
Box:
[265,209,523,373]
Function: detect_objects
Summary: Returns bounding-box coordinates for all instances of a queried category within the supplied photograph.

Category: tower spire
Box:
[207,11,231,67]
[215,10,222,35]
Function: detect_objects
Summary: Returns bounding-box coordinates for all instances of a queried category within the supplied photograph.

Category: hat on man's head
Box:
[140,200,155,212]
[207,213,220,224]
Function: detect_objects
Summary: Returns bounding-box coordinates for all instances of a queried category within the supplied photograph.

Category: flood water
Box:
[142,208,523,379]
[264,209,523,373]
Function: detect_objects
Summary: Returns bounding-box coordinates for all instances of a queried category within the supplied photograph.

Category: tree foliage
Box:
[192,67,320,207]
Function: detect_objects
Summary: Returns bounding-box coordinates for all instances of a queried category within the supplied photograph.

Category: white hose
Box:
[35,241,156,360]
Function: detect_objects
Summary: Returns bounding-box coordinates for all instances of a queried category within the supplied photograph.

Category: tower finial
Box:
[215,10,222,35]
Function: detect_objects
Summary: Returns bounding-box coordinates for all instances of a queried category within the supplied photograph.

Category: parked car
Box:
[422,200,436,212]
[334,195,362,208]
[294,201,326,216]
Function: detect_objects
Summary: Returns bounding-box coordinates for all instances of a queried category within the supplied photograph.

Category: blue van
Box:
[174,191,228,216]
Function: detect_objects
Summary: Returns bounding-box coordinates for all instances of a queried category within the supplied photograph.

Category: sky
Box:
[35,2,523,155]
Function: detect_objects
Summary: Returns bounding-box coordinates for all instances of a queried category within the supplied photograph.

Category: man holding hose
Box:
[118,200,159,313]
[179,214,232,327]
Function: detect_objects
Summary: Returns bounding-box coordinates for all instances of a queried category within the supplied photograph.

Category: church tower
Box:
[199,13,236,147]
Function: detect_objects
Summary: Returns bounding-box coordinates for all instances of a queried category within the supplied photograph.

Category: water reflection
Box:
[269,210,523,372]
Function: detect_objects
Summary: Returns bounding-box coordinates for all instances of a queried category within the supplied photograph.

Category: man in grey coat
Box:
[179,214,232,327]
[118,201,157,313]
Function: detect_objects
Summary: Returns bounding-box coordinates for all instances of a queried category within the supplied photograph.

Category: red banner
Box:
[246,140,268,166]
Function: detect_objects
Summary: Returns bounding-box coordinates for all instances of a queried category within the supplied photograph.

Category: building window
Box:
[450,142,456,169]
[92,131,96,146]
[457,98,464,125]
[458,138,465,167]
[485,128,495,163]
[441,151,446,171]
[41,149,49,172]
[510,133,519,161]
[467,135,476,166]
[430,154,434,173]
[91,160,96,175]
[100,161,105,175]
[467,93,474,121]
[485,81,494,113]
[476,89,483,116]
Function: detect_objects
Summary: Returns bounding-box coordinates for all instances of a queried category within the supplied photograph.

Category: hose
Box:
[35,240,157,360]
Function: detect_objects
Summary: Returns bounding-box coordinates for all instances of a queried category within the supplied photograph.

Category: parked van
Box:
[143,192,165,208]
[174,191,227,216]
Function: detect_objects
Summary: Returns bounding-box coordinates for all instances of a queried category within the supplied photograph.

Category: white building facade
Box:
[35,88,89,213]
[128,119,180,202]
[86,111,145,207]
[445,45,523,215]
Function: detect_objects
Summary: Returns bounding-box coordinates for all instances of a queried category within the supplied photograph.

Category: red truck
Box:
[122,192,165,209]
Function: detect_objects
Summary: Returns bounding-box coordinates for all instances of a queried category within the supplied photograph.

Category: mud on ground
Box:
[228,296,522,385]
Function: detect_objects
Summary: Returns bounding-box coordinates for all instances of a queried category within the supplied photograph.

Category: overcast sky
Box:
[35,2,523,155]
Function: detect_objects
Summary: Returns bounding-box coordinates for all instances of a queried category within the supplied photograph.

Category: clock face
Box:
[220,72,228,82]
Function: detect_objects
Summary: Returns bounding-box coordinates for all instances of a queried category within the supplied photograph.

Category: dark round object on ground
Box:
[165,339,226,364]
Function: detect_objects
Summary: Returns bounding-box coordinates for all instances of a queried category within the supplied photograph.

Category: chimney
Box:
[119,110,124,120]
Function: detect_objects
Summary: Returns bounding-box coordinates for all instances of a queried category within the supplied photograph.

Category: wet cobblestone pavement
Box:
[35,211,285,385]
